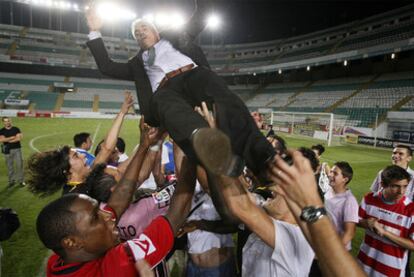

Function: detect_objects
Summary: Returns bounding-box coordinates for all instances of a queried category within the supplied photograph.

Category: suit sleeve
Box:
[86,38,133,81]
[184,0,209,40]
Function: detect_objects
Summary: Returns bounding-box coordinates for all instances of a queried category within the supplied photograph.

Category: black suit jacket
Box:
[86,1,210,125]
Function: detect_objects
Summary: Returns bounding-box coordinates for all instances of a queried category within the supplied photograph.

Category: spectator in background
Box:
[325,161,358,250]
[371,144,413,197]
[358,165,414,277]
[117,137,129,163]
[73,132,95,167]
[266,124,275,138]
[0,117,25,187]
[312,144,330,196]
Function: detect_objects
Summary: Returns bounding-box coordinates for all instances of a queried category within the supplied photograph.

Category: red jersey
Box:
[46,216,174,277]
[357,191,414,277]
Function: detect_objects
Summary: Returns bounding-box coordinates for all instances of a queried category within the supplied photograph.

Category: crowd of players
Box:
[17,94,411,277]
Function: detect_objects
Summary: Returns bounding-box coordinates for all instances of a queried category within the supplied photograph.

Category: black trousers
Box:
[150,66,275,175]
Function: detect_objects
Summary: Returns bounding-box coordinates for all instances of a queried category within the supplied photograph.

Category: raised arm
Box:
[270,151,367,277]
[107,118,159,219]
[85,8,132,80]
[165,156,197,235]
[219,175,276,247]
[93,92,133,166]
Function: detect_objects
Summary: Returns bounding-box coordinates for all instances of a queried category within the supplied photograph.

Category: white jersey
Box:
[242,219,314,277]
[187,184,234,254]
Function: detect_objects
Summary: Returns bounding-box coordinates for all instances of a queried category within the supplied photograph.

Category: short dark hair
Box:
[36,194,79,257]
[27,146,71,196]
[311,144,325,156]
[395,144,413,157]
[2,116,10,122]
[73,132,90,148]
[298,147,319,173]
[94,139,105,157]
[268,134,287,154]
[84,163,116,203]
[381,165,411,187]
[334,161,353,184]
[116,137,126,153]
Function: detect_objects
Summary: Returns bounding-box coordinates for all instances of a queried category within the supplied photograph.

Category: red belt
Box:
[159,64,195,88]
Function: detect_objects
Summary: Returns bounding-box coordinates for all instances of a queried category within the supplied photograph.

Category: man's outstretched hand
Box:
[85,3,103,32]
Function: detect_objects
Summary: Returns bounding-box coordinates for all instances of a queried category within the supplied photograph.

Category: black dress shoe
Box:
[191,128,244,177]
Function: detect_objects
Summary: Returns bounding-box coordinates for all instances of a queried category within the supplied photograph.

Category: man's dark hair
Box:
[268,134,287,154]
[84,163,116,203]
[116,137,126,154]
[395,144,413,157]
[27,146,71,196]
[311,144,325,156]
[94,140,105,157]
[36,194,79,257]
[73,132,90,148]
[334,161,353,184]
[381,165,411,187]
[298,147,319,173]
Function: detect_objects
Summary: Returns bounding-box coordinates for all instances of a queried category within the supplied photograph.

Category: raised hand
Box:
[194,101,216,128]
[269,150,323,209]
[120,91,134,114]
[85,3,103,32]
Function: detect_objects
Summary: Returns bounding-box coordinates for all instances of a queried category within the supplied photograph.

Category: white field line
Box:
[29,132,65,153]
[90,122,102,150]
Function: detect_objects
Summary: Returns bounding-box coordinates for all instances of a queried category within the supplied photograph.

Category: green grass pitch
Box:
[0,117,408,276]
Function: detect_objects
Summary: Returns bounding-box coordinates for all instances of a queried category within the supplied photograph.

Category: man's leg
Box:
[4,153,14,186]
[14,148,24,184]
[150,86,209,161]
[183,67,275,176]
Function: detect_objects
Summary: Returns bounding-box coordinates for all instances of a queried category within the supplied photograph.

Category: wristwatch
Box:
[300,206,327,223]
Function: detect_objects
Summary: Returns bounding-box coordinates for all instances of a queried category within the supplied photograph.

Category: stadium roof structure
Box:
[0,0,411,44]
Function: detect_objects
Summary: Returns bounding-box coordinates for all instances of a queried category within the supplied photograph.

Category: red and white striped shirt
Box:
[358,191,414,277]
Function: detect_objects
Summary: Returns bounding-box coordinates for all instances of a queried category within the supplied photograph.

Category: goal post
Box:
[260,110,347,146]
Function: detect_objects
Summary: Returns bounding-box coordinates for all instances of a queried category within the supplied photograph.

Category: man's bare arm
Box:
[165,156,197,235]
[94,92,133,166]
[108,119,159,219]
[271,151,367,277]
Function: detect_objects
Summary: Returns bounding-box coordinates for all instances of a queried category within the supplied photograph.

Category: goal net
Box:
[260,111,348,146]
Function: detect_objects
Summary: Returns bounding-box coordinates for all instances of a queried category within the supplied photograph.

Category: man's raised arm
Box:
[85,7,132,80]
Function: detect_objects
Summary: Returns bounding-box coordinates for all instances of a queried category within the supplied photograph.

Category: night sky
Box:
[0,0,412,44]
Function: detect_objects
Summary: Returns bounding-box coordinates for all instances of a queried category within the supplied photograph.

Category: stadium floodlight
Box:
[155,12,170,27]
[171,13,185,29]
[343,60,348,66]
[96,2,136,22]
[207,14,221,30]
[72,3,79,11]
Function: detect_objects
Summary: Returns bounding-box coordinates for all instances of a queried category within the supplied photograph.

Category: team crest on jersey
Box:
[128,234,157,259]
